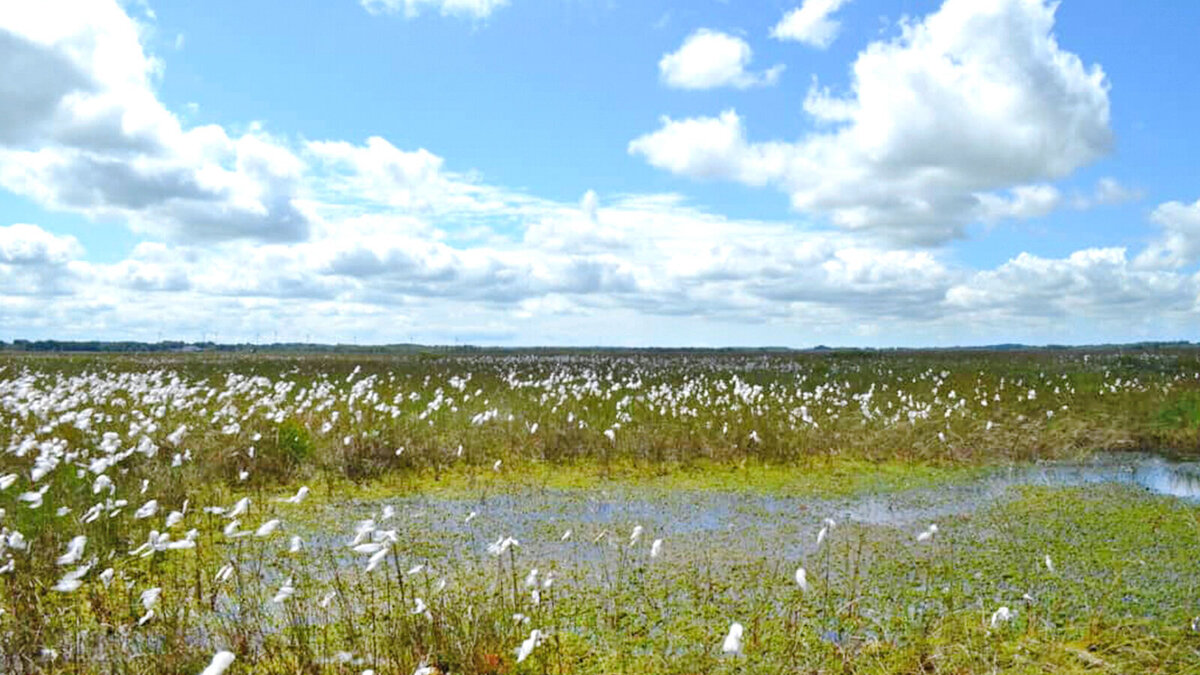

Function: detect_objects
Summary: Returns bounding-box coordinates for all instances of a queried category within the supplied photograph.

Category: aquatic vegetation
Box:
[1,349,1198,673]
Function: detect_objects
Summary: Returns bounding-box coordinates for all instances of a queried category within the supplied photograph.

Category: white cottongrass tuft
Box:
[56,535,86,566]
[91,475,113,494]
[515,628,544,663]
[140,587,162,611]
[412,597,431,619]
[52,565,91,592]
[19,486,48,509]
[198,650,236,675]
[722,622,744,655]
[227,498,250,519]
[254,519,281,537]
[816,518,835,546]
[365,548,389,573]
[278,486,309,504]
[134,500,158,519]
[272,578,295,603]
[487,536,519,556]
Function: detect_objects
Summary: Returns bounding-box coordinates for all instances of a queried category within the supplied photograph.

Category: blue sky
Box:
[2,0,1199,346]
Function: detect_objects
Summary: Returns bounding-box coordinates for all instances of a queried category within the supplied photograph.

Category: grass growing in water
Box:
[1,349,1199,673]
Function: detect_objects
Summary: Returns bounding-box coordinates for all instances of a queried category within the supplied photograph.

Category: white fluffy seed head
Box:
[199,650,236,675]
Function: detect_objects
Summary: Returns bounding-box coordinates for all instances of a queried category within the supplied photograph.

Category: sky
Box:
[1,0,1199,347]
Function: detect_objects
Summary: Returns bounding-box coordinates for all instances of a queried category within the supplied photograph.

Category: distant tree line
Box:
[0,339,1194,355]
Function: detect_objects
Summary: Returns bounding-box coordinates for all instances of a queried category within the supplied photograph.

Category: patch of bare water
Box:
[306,452,1200,572]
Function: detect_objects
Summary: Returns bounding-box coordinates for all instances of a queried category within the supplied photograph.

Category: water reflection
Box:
[1021,453,1200,500]
[847,453,1200,526]
[308,452,1200,569]
[1129,456,1200,498]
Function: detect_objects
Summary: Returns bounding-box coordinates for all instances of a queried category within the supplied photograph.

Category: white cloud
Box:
[360,0,508,20]
[771,0,851,49]
[0,1,313,242]
[0,223,85,296]
[628,110,784,184]
[4,189,959,332]
[659,29,783,90]
[632,0,1112,244]
[8,189,1200,344]
[0,223,81,266]
[1135,199,1200,270]
[580,190,599,222]
[305,136,518,218]
[976,184,1062,221]
[1071,177,1142,209]
[1093,177,1141,206]
[947,248,1198,329]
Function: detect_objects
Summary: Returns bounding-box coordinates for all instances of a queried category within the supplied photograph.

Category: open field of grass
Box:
[2,348,1200,673]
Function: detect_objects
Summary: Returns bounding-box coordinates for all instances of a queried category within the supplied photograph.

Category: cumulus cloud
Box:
[1135,199,1200,270]
[659,30,783,90]
[306,136,509,217]
[632,0,1112,244]
[770,0,851,49]
[360,0,508,20]
[0,1,313,242]
[947,248,1198,329]
[0,223,85,296]
[976,184,1062,222]
[0,223,81,266]
[629,110,780,184]
[94,242,191,292]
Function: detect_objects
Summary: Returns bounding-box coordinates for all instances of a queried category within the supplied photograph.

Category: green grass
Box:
[297,456,991,504]
[21,481,1196,674]
[3,349,1200,673]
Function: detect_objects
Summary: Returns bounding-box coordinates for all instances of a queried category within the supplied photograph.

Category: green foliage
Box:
[276,418,314,465]
[1157,393,1200,430]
